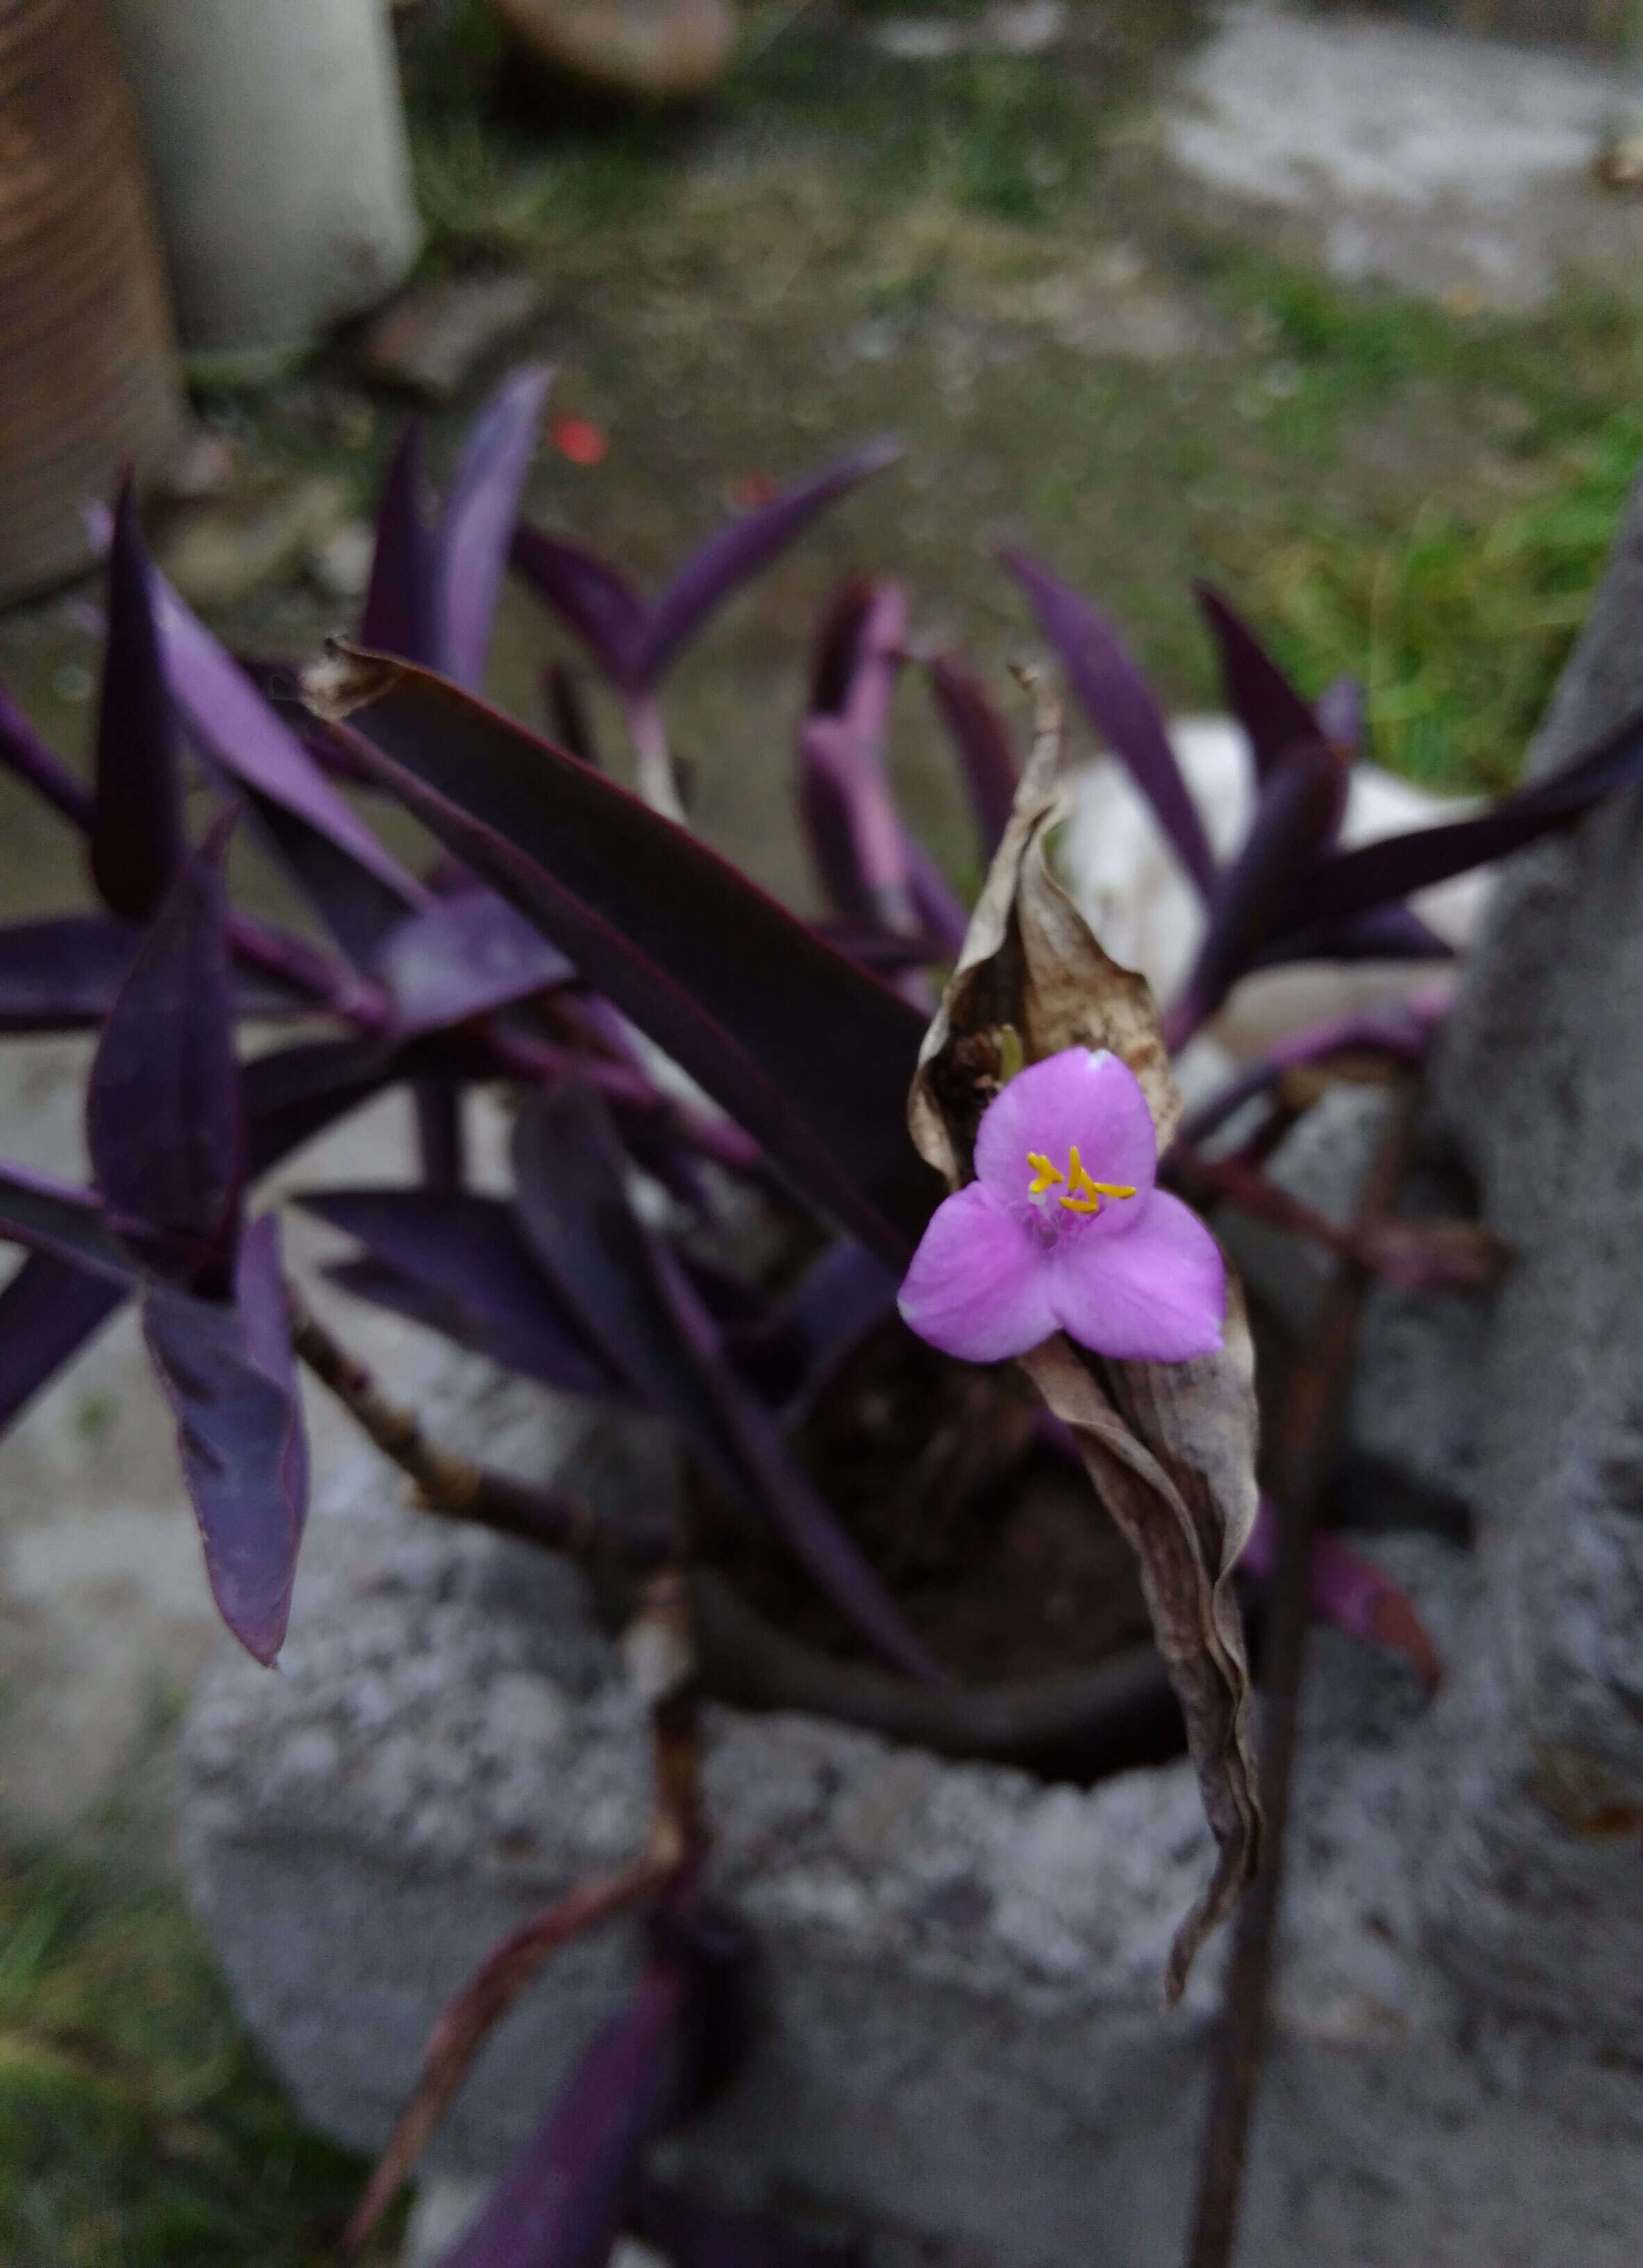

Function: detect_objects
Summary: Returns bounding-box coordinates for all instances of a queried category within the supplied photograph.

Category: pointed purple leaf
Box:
[85,814,242,1288]
[92,479,186,921]
[509,524,648,688]
[143,1276,305,1664]
[300,1186,624,1400]
[901,836,968,957]
[235,1210,308,1526]
[361,418,439,666]
[1001,549,1218,901]
[1249,901,1453,973]
[236,778,424,973]
[380,888,575,1035]
[726,1238,898,1420]
[1316,673,1366,755]
[1172,741,1346,1037]
[799,714,916,930]
[1194,584,1323,784]
[146,552,427,907]
[926,654,1018,855]
[0,682,95,830]
[438,363,553,691]
[514,1083,942,1683]
[0,1162,135,1281]
[0,1254,127,1433]
[630,2179,857,2268]
[0,914,316,1034]
[637,438,902,691]
[439,1906,739,2268]
[808,578,876,718]
[1269,707,1643,942]
[314,655,935,1267]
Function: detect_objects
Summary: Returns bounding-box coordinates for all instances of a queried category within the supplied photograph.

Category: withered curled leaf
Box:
[908,680,1261,2000]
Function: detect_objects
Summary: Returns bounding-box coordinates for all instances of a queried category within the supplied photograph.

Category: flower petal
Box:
[1047,1189,1224,1363]
[897,1183,1056,1362]
[974,1045,1160,1217]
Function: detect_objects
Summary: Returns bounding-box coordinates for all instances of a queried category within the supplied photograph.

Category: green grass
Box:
[0,1789,398,2268]
[1188,257,1643,789]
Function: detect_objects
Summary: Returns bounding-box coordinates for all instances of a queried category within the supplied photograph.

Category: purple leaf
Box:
[312,654,935,1267]
[508,525,648,688]
[234,1210,309,1530]
[514,1084,943,1684]
[1249,901,1453,973]
[438,1895,745,2268]
[636,438,901,690]
[0,914,315,1033]
[1316,673,1366,755]
[1268,707,1643,942]
[143,1274,306,1664]
[1193,585,1323,785]
[379,888,576,1035]
[92,478,186,921]
[901,836,969,958]
[0,1254,127,1433]
[0,1162,135,1281]
[799,714,915,930]
[236,780,424,973]
[85,814,242,1288]
[299,1186,624,1400]
[926,654,1018,855]
[361,419,439,666]
[437,364,553,691]
[726,1238,898,1420]
[810,916,947,977]
[1000,549,1218,901]
[808,578,876,717]
[0,682,95,830]
[630,2178,856,2268]
[145,551,426,909]
[1170,742,1346,1041]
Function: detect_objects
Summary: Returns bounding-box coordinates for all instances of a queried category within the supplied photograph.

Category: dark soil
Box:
[691,1315,1153,1684]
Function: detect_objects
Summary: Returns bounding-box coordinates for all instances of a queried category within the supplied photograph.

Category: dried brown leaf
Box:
[908,680,1261,2000]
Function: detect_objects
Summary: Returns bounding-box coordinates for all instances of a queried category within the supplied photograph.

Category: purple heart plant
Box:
[1,364,1638,2266]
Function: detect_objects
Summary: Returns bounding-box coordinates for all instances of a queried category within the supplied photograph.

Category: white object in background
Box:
[1061,717,1486,1063]
[108,0,422,380]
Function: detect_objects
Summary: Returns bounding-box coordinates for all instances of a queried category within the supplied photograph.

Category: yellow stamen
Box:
[1056,1144,1136,1217]
[1027,1151,1064,1195]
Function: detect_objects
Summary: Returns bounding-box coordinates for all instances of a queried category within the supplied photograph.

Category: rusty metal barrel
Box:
[0,0,183,604]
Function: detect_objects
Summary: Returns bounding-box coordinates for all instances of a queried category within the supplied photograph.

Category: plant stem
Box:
[1185,1085,1420,2268]
[626,693,687,824]
[286,1292,675,1569]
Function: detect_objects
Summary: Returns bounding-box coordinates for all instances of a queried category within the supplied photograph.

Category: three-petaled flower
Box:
[898,1046,1225,1365]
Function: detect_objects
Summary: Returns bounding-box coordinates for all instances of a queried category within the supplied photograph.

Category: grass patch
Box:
[1189,254,1643,789]
[0,1791,398,2268]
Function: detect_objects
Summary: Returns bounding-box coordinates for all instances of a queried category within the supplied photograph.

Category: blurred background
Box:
[2,2,1642,2260]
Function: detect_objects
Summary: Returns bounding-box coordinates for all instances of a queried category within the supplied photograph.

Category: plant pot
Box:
[0,0,184,602]
[106,0,422,382]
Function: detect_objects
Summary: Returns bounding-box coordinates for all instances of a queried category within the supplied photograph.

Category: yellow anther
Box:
[1027,1151,1064,1196]
[1056,1144,1136,1216]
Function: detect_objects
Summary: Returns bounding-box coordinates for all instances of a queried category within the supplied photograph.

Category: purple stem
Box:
[1177,990,1449,1147]
[0,689,95,828]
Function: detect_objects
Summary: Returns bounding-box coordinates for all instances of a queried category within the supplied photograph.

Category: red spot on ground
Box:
[733,472,778,508]
[551,415,607,466]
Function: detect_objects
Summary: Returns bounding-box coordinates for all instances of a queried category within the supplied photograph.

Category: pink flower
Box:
[898,1047,1225,1365]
